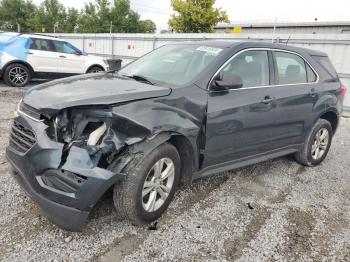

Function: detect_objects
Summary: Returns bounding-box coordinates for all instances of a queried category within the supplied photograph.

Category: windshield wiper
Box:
[122,74,155,85]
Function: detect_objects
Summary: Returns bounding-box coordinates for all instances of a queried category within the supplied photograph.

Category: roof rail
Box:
[19,33,58,38]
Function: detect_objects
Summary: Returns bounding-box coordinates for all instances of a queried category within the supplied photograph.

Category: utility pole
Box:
[110,21,113,34]
[17,23,20,33]
[272,17,277,43]
[54,22,59,34]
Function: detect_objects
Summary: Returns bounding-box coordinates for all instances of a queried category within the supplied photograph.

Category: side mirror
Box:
[212,74,243,91]
[75,50,83,56]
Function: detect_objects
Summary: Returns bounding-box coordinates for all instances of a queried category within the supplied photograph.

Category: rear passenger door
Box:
[27,38,58,73]
[271,50,319,148]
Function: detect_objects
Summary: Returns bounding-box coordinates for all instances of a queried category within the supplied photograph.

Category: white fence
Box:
[54,33,350,73]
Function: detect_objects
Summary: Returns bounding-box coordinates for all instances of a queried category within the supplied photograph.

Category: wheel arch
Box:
[85,64,105,73]
[109,131,198,186]
[1,60,34,77]
[319,110,339,133]
[167,133,197,184]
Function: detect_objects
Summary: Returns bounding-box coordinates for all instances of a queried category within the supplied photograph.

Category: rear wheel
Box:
[294,118,333,166]
[4,63,31,87]
[113,143,181,225]
[87,66,104,74]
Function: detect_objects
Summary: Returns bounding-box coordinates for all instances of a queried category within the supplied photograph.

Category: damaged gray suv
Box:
[7,41,345,231]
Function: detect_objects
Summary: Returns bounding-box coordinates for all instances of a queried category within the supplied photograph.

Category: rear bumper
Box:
[6,113,124,231]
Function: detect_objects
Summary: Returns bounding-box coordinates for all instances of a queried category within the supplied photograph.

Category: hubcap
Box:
[311,128,329,160]
[9,67,28,85]
[142,157,175,212]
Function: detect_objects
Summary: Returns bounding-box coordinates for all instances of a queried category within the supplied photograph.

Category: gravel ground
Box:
[0,81,350,262]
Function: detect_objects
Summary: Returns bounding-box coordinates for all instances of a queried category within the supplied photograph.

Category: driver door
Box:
[53,40,86,74]
[203,49,279,168]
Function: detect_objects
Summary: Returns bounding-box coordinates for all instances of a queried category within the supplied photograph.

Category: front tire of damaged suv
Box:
[113,143,181,225]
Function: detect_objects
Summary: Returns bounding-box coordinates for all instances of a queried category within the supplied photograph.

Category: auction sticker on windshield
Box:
[196,46,223,54]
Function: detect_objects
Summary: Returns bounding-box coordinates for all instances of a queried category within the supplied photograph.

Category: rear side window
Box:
[275,52,308,84]
[312,56,338,79]
[29,38,54,52]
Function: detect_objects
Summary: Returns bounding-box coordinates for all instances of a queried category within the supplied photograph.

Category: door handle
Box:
[59,55,66,58]
[261,96,274,104]
[25,51,33,55]
[309,88,317,97]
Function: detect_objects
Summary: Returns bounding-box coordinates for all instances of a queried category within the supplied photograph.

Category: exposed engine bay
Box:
[47,107,117,168]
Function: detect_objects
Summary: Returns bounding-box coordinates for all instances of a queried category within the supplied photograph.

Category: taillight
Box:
[341,84,347,99]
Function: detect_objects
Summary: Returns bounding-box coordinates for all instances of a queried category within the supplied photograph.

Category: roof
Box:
[171,40,327,56]
[0,32,58,40]
[215,21,350,29]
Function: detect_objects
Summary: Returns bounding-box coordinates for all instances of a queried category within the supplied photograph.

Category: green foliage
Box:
[0,0,157,33]
[0,0,37,32]
[169,0,229,33]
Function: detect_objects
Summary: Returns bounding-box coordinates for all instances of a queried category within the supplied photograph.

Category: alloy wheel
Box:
[9,67,28,85]
[311,128,329,160]
[142,157,175,212]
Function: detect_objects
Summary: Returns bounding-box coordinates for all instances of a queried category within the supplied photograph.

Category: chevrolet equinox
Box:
[6,41,345,231]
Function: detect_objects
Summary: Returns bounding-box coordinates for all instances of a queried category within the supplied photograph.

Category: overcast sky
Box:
[32,0,350,30]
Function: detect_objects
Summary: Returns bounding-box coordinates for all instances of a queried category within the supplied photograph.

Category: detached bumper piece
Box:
[10,167,89,231]
[6,116,124,231]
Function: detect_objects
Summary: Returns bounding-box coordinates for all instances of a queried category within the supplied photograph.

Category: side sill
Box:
[193,145,301,180]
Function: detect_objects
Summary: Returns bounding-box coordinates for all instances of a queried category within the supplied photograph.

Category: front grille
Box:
[19,102,41,120]
[9,121,36,153]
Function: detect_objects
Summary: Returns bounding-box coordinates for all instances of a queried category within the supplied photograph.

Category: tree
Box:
[169,0,229,33]
[0,0,37,32]
[139,19,156,33]
[0,0,156,33]
[30,0,68,32]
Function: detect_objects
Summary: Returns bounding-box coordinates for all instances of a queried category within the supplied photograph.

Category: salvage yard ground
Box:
[0,82,349,261]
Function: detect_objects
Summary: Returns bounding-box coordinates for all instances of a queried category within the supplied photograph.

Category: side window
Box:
[220,50,270,88]
[275,52,308,84]
[29,38,54,52]
[53,41,79,54]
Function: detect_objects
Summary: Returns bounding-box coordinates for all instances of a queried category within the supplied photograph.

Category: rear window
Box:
[312,56,338,79]
[29,38,55,52]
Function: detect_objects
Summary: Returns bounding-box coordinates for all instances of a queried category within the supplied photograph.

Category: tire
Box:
[4,63,31,87]
[294,118,333,166]
[113,143,181,225]
[87,66,104,74]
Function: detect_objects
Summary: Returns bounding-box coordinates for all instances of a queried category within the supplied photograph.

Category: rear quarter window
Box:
[312,56,338,79]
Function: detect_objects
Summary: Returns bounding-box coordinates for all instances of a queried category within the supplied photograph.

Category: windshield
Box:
[119,44,223,86]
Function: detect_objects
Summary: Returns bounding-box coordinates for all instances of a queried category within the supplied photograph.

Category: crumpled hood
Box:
[23,73,172,113]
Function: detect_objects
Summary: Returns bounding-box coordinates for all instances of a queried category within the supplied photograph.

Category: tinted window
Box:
[53,41,80,54]
[220,50,270,87]
[312,55,338,79]
[275,52,308,84]
[29,38,54,52]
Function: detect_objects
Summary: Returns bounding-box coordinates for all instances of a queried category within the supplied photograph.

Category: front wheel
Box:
[4,63,31,87]
[294,118,333,166]
[113,143,181,225]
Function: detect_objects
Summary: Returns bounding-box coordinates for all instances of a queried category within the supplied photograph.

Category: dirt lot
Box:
[0,82,349,262]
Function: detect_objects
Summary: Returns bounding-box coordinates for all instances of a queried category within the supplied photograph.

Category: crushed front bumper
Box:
[6,113,124,231]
